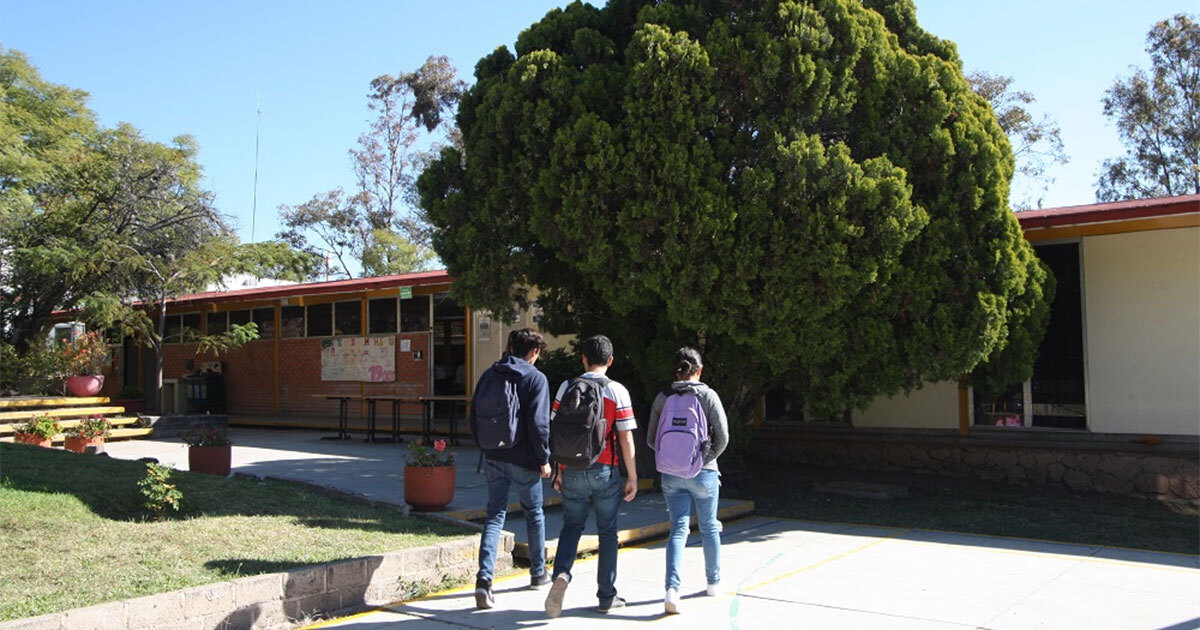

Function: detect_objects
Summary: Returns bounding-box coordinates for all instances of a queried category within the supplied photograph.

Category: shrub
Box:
[114,385,143,400]
[405,439,454,467]
[181,426,231,447]
[18,344,69,395]
[18,414,60,440]
[65,414,111,439]
[138,462,182,520]
[60,331,108,375]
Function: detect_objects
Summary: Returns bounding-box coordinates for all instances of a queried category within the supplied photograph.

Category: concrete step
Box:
[0,405,128,422]
[0,396,111,409]
[0,416,142,435]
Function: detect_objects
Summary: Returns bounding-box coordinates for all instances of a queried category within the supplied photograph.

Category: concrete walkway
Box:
[102,428,1200,630]
[101,428,753,558]
[304,517,1200,629]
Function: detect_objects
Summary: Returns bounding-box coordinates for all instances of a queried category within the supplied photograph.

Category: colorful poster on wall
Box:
[320,336,396,382]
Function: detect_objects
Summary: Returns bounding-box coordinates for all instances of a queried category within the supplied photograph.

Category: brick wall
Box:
[158,334,431,420]
[754,429,1200,503]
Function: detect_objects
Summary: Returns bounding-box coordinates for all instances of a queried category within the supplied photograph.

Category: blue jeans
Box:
[662,469,721,590]
[552,463,622,603]
[478,460,546,583]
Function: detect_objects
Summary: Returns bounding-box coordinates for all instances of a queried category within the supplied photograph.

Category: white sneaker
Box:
[706,583,722,597]
[664,587,681,614]
[545,574,569,618]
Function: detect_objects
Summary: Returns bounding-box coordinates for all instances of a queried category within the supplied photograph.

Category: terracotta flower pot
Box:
[189,445,232,476]
[66,375,105,397]
[65,436,104,453]
[404,465,456,511]
[14,433,52,448]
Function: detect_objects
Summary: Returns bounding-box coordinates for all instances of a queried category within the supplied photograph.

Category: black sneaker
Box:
[530,572,552,590]
[597,596,626,614]
[474,578,494,610]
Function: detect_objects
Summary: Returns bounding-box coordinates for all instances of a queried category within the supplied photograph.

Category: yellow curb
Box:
[512,499,756,560]
[443,495,564,522]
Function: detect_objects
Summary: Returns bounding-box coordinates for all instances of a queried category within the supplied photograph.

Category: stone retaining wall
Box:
[0,533,509,630]
[754,430,1199,503]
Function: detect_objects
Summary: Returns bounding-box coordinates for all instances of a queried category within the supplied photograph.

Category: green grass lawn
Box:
[0,442,473,622]
[724,459,1199,556]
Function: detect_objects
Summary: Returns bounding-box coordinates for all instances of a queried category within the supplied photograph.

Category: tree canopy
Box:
[967,71,1068,210]
[1097,13,1200,201]
[277,56,465,278]
[1,49,318,403]
[421,0,1052,420]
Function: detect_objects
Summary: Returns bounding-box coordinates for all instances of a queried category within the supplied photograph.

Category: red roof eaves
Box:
[1016,194,1200,230]
[166,269,453,307]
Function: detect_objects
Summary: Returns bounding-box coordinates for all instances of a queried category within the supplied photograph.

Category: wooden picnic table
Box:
[312,393,470,445]
[313,394,360,441]
[419,395,470,446]
[359,395,424,444]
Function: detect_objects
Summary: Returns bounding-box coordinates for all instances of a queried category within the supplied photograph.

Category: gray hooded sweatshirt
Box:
[646,380,729,473]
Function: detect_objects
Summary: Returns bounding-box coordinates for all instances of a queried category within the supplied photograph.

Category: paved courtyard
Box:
[102,429,1200,630]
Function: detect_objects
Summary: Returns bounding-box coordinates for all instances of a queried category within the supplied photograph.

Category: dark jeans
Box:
[478,460,546,583]
[552,462,623,603]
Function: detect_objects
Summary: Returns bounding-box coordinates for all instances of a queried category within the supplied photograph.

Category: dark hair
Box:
[509,328,547,358]
[674,347,703,379]
[580,335,613,367]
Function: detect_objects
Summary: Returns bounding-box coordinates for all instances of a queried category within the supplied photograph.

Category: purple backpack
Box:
[654,391,709,478]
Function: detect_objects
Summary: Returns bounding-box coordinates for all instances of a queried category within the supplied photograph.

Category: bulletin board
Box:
[320,336,396,382]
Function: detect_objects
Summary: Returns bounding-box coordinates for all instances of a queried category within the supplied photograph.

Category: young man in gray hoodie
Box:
[645,347,729,614]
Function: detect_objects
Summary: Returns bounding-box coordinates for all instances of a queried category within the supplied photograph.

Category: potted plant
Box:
[14,413,60,447]
[113,385,146,415]
[61,331,109,397]
[182,426,232,476]
[403,438,456,511]
[64,414,111,453]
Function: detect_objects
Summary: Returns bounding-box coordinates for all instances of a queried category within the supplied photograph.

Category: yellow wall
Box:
[1083,227,1200,435]
[852,380,962,430]
[469,287,572,388]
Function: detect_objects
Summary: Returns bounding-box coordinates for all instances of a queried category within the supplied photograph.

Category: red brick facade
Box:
[156,332,432,421]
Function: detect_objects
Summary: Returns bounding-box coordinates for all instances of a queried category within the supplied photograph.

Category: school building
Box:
[99,194,1198,500]
[757,194,1199,502]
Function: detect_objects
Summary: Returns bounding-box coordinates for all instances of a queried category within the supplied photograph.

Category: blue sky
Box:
[1,1,1192,246]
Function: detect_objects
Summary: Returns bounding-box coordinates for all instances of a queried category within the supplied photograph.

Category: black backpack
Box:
[550,376,610,469]
[471,368,521,451]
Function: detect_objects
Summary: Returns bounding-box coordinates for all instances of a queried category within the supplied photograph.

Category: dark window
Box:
[369,297,398,335]
[164,315,183,344]
[206,312,227,335]
[252,307,275,339]
[181,313,202,342]
[401,295,430,332]
[228,310,251,327]
[280,305,305,338]
[306,303,332,337]
[334,300,361,336]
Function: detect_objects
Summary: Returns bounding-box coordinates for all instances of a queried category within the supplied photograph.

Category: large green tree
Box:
[1,50,318,405]
[1097,13,1199,202]
[1,48,101,351]
[420,0,1052,422]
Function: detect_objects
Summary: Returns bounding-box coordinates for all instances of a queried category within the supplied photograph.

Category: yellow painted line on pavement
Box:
[739,528,913,594]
